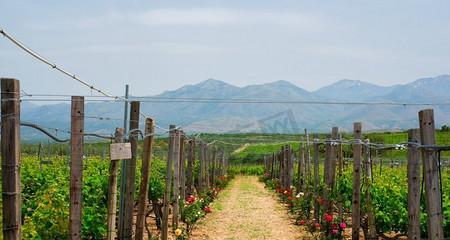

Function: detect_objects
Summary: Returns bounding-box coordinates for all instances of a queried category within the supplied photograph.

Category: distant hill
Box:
[20,75,450,140]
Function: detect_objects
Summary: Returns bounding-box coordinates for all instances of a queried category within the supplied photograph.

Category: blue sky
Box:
[1,0,450,96]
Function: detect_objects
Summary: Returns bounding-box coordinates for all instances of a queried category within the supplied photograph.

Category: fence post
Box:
[363,139,376,240]
[305,129,311,184]
[172,130,181,230]
[198,143,205,194]
[407,129,421,240]
[162,125,176,240]
[270,153,275,178]
[136,118,154,240]
[69,96,84,240]
[186,140,195,197]
[107,128,125,240]
[205,146,210,188]
[297,142,303,193]
[179,132,186,201]
[119,101,140,240]
[419,109,444,239]
[313,134,320,223]
[352,122,362,240]
[337,133,344,221]
[1,78,21,240]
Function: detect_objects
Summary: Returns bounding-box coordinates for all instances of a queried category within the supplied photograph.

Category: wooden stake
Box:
[107,128,125,240]
[198,143,205,194]
[69,96,84,240]
[407,129,421,240]
[179,132,186,200]
[352,122,362,240]
[186,140,195,197]
[419,109,444,239]
[172,130,181,229]
[363,139,376,240]
[136,118,154,240]
[313,134,320,222]
[162,125,176,240]
[119,101,140,240]
[1,78,21,240]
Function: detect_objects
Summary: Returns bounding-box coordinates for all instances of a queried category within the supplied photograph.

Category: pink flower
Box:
[339,222,347,229]
[331,229,338,235]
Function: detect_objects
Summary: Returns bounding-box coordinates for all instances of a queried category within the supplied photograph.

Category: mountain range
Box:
[20,75,450,140]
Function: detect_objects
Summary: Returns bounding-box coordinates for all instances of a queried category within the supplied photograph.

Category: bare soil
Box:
[190,175,305,240]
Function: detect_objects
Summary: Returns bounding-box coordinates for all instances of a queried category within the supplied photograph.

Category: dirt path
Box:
[190,175,303,240]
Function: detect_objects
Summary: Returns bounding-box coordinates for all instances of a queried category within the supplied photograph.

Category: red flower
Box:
[313,223,321,230]
[186,195,196,204]
[339,222,347,229]
[204,206,212,213]
[316,196,325,205]
[287,196,294,201]
[298,219,306,225]
[324,213,333,223]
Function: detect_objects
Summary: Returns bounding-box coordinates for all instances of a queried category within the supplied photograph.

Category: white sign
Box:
[110,143,132,160]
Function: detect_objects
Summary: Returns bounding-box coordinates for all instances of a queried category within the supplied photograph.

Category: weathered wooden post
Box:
[270,153,275,178]
[186,140,195,197]
[363,139,376,240]
[205,145,210,188]
[352,122,362,240]
[304,129,311,184]
[198,143,205,194]
[1,78,21,240]
[337,133,344,220]
[419,109,444,239]
[118,101,140,240]
[313,134,320,222]
[69,96,84,240]
[407,129,421,240]
[297,142,303,193]
[172,130,181,229]
[136,118,154,240]
[107,128,125,240]
[286,145,293,188]
[162,125,176,240]
[179,132,186,200]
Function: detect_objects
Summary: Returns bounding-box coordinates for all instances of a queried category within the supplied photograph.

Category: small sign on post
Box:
[110,143,132,160]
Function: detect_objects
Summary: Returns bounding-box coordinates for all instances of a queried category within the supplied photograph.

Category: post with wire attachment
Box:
[106,128,125,240]
[186,140,195,197]
[136,118,154,240]
[1,78,21,240]
[172,129,181,230]
[418,109,444,239]
[70,96,84,240]
[162,125,176,240]
[118,101,140,239]
[313,134,320,223]
[407,129,421,240]
[352,122,362,240]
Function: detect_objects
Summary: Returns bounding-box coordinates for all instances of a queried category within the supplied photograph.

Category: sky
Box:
[1,0,450,97]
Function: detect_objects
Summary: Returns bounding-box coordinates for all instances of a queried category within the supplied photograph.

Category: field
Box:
[0,131,449,239]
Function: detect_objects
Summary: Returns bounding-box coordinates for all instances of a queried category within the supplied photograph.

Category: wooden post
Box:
[210,145,216,186]
[313,134,320,223]
[286,145,293,188]
[186,140,195,197]
[407,129,421,240]
[280,146,285,188]
[270,153,275,178]
[418,109,444,239]
[297,143,303,193]
[337,133,344,221]
[179,132,186,200]
[118,101,140,240]
[172,130,181,229]
[363,139,376,240]
[205,146,210,188]
[69,96,84,240]
[198,143,205,194]
[304,129,311,184]
[162,125,176,240]
[136,118,154,240]
[1,78,21,240]
[352,122,362,240]
[107,128,125,240]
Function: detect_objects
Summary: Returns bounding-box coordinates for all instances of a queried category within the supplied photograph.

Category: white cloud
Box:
[132,8,325,29]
